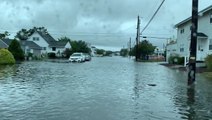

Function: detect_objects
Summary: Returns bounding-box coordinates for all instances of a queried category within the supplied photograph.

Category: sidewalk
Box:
[160,63,208,73]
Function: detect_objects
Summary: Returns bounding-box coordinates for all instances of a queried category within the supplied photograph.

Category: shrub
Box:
[168,56,184,65]
[63,48,72,58]
[48,52,56,59]
[0,49,15,65]
[27,53,33,57]
[120,48,128,57]
[205,54,212,71]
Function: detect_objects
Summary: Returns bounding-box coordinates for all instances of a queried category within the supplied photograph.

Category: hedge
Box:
[0,49,15,65]
[168,56,184,65]
[205,54,212,71]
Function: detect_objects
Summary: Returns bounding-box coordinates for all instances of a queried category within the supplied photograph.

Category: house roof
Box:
[0,40,8,48]
[36,30,56,44]
[175,5,212,28]
[197,32,208,38]
[49,41,69,47]
[2,38,13,46]
[21,41,42,50]
[34,30,69,48]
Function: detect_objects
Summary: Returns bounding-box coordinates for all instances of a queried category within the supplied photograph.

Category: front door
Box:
[197,38,207,61]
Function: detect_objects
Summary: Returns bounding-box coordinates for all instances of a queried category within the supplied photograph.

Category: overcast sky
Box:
[1,0,212,50]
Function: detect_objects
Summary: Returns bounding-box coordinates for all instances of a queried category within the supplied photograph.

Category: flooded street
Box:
[0,57,212,120]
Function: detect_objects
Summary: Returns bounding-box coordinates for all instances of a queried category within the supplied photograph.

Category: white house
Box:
[167,5,212,62]
[23,29,71,57]
[166,41,178,61]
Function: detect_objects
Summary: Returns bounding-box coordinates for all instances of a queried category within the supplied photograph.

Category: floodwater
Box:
[0,57,212,120]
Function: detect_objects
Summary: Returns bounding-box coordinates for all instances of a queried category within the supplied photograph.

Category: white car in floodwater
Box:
[69,52,85,62]
[84,53,92,61]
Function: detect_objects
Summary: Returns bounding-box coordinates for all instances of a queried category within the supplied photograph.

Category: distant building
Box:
[90,46,97,56]
[166,5,212,62]
[166,40,178,62]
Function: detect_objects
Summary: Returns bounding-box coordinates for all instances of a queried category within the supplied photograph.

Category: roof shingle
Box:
[0,40,8,48]
[2,38,13,46]
[21,41,42,50]
[35,30,69,48]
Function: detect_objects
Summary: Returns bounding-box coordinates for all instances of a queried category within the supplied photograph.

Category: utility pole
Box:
[136,16,140,61]
[188,0,198,86]
[129,37,132,57]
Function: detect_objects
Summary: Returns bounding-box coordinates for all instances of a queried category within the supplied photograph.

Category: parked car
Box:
[84,53,91,61]
[69,53,85,62]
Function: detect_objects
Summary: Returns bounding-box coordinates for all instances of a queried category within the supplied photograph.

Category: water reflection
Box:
[173,74,212,120]
[186,87,196,120]
[132,73,140,120]
[132,62,143,120]
[0,65,17,79]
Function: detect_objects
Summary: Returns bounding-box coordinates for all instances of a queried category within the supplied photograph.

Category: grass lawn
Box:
[202,72,212,79]
[137,59,165,62]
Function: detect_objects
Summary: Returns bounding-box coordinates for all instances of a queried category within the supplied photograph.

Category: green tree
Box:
[8,39,25,61]
[120,48,128,57]
[15,29,30,40]
[15,27,48,40]
[105,50,113,56]
[96,49,105,55]
[0,31,10,40]
[132,40,155,60]
[58,36,71,42]
[70,40,91,53]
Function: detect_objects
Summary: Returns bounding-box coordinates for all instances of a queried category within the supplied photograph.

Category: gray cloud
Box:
[1,0,212,50]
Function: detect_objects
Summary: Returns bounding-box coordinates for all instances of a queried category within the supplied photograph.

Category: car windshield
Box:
[72,53,81,56]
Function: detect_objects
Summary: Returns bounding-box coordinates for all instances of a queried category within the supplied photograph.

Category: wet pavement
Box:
[0,57,212,120]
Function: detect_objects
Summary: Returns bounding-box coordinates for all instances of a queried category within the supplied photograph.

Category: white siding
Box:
[176,21,191,58]
[27,32,49,54]
[170,9,212,61]
[166,43,178,62]
[65,42,71,49]
[198,11,212,57]
[28,32,49,48]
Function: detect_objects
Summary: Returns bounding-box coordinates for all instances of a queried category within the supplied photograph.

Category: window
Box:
[180,29,184,34]
[180,44,184,52]
[209,45,212,50]
[210,13,212,23]
[181,48,184,52]
[43,47,46,50]
[33,37,39,41]
[52,47,56,51]
[27,49,30,52]
[209,39,212,50]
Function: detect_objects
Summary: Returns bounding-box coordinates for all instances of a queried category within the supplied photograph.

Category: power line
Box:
[140,0,165,34]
